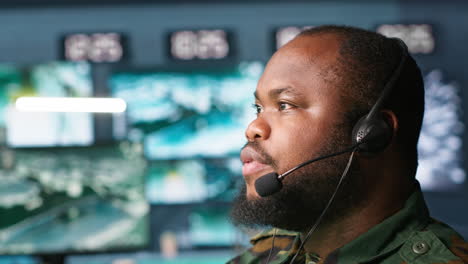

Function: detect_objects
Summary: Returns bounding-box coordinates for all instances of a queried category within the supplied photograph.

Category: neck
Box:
[300,196,407,258]
[300,156,415,259]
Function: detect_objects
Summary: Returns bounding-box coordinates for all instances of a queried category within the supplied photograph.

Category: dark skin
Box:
[243,33,415,259]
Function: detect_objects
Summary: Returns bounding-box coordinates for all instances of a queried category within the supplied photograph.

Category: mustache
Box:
[241,141,276,167]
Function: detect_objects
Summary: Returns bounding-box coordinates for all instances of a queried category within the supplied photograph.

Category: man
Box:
[228,25,468,264]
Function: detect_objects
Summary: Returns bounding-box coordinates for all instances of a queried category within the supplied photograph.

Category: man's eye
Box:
[252,103,263,114]
[279,102,293,111]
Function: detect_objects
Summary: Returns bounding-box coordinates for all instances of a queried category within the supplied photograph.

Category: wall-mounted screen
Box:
[417,70,465,191]
[0,62,94,148]
[145,158,240,204]
[0,144,149,254]
[0,256,39,264]
[65,250,235,264]
[188,206,239,247]
[110,62,262,204]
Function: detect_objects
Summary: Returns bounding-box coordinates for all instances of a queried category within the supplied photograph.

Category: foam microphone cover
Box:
[254,172,283,197]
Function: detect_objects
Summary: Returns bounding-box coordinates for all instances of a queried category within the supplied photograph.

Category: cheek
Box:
[269,123,322,171]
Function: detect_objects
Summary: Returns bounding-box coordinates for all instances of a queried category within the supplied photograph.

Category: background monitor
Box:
[0,256,40,264]
[0,143,149,254]
[109,62,262,250]
[417,69,465,191]
[110,62,262,204]
[0,62,94,148]
[0,62,150,256]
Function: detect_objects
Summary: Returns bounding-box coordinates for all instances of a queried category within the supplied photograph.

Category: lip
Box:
[240,146,274,178]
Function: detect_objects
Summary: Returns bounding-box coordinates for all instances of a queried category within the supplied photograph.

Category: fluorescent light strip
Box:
[15,97,127,113]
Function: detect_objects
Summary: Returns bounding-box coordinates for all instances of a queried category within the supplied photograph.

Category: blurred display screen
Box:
[376,24,435,54]
[169,29,231,60]
[0,143,149,254]
[65,250,235,264]
[146,158,240,204]
[417,70,465,190]
[63,33,125,63]
[0,62,94,147]
[188,206,238,247]
[151,205,248,252]
[110,62,262,203]
[0,256,39,264]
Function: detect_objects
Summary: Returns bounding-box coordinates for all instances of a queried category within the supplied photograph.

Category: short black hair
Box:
[298,25,425,176]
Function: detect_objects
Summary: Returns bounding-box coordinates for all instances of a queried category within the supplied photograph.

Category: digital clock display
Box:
[62,32,126,63]
[169,29,231,60]
[376,24,435,54]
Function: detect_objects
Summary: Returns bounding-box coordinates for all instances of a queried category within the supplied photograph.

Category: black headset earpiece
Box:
[352,113,392,154]
[351,38,409,154]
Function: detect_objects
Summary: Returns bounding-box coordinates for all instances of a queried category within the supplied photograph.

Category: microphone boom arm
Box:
[278,144,360,181]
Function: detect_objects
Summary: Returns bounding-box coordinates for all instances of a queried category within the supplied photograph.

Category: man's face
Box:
[231,34,366,231]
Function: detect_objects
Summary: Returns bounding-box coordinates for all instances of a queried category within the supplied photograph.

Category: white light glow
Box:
[15,97,127,113]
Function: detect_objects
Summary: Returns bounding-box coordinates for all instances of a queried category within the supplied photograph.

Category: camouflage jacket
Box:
[227,187,468,264]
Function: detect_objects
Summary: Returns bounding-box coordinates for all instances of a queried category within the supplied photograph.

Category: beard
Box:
[230,123,368,232]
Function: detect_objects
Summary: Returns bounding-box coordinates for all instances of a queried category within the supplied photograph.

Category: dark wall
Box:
[0,2,399,64]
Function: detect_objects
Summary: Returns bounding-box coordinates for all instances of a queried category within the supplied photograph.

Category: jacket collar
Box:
[327,181,430,264]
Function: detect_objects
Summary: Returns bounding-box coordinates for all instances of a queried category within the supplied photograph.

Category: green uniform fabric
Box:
[227,183,468,264]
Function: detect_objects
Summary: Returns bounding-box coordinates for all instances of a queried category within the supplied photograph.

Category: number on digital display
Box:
[377,24,435,54]
[63,33,125,63]
[170,29,230,60]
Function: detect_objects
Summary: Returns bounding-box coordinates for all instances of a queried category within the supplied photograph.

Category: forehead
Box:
[257,34,344,98]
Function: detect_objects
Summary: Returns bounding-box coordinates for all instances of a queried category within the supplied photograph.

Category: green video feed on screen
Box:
[0,62,149,254]
[0,62,94,147]
[188,206,241,248]
[110,62,263,159]
[109,62,263,204]
[146,158,241,204]
[0,143,150,254]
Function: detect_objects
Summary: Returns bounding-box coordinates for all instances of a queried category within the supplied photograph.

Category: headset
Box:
[351,38,409,154]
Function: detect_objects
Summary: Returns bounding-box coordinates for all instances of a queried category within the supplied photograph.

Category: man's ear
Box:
[381,109,399,140]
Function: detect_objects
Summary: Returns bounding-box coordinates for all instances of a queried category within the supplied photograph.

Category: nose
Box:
[245,117,271,142]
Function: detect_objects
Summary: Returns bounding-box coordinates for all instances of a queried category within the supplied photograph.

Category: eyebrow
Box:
[254,87,303,100]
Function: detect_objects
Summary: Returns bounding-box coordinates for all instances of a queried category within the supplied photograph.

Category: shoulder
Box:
[398,218,468,264]
[226,229,298,264]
